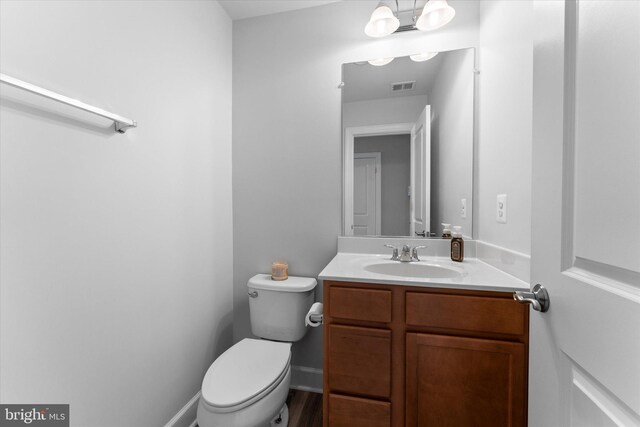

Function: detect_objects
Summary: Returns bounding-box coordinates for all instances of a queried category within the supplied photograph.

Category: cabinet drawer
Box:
[329,286,392,323]
[406,291,526,337]
[328,325,391,398]
[329,394,391,427]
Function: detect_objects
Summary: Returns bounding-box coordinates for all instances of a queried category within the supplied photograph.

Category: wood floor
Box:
[286,389,323,427]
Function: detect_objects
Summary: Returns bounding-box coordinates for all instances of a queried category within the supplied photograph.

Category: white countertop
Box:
[318,252,529,293]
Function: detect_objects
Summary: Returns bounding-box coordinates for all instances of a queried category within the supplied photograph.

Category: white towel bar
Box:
[0,73,137,133]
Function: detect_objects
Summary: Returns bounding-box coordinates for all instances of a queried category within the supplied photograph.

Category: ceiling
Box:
[219,0,431,22]
[219,0,343,21]
[342,54,445,103]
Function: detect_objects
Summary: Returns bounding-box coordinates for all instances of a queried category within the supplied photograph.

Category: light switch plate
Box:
[460,198,467,219]
[497,194,507,223]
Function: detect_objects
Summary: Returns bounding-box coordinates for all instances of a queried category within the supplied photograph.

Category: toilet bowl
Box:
[197,339,292,427]
[197,274,317,427]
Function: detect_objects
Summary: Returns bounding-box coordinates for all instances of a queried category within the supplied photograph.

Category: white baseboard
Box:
[164,391,201,427]
[290,365,323,394]
[476,240,530,283]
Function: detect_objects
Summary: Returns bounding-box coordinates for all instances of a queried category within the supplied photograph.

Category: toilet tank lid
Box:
[248,274,317,292]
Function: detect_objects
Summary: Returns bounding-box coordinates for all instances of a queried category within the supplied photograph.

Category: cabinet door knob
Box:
[513,284,550,312]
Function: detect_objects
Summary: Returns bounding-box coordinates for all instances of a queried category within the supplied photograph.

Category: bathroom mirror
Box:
[342,47,474,238]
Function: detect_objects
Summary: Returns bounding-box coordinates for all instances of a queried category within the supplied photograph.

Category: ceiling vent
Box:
[391,81,416,92]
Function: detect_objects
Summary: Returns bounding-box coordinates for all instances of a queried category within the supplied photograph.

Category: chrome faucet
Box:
[384,244,399,260]
[411,245,427,261]
[399,245,413,262]
[384,244,428,262]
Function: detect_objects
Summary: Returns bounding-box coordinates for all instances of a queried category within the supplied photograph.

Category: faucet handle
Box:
[411,245,428,261]
[384,244,399,260]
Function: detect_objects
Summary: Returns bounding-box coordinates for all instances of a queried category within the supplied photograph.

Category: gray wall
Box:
[0,2,233,425]
[429,48,475,236]
[232,0,480,377]
[355,135,411,236]
[477,0,533,254]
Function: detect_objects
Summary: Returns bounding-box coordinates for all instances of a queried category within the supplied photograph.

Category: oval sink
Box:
[364,262,464,279]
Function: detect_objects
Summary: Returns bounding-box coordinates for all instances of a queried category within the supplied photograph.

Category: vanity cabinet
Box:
[323,280,529,427]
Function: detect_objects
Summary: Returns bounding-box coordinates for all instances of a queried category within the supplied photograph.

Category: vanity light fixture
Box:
[364,3,400,38]
[365,0,455,38]
[410,51,438,62]
[368,57,395,66]
[416,0,456,31]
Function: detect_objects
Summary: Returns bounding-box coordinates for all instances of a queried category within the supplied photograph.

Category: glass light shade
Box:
[364,5,400,38]
[368,57,395,66]
[416,0,456,31]
[410,52,439,62]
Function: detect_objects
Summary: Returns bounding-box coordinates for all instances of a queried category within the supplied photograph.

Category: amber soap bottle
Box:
[451,226,464,262]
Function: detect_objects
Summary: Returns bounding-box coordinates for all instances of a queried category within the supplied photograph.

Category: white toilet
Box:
[197,274,317,427]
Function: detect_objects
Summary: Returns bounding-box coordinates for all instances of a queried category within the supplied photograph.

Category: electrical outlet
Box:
[497,194,507,223]
[460,198,467,219]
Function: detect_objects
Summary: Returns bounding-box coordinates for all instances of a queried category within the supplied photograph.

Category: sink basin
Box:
[364,262,464,279]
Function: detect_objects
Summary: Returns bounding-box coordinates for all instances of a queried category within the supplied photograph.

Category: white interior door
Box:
[353,152,381,236]
[410,105,431,237]
[529,2,640,426]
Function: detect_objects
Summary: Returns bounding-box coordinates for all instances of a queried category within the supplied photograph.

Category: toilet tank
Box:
[247,274,317,342]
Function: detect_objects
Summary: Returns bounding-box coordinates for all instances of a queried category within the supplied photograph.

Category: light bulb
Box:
[368,57,394,66]
[416,0,455,31]
[365,4,400,38]
[410,52,438,62]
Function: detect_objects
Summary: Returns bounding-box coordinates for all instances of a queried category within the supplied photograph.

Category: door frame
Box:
[353,152,382,235]
[343,123,413,236]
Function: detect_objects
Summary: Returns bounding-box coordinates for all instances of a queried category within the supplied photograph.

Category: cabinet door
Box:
[406,333,526,427]
[328,324,391,398]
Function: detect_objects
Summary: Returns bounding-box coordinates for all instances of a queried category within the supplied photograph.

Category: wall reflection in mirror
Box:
[342,47,474,238]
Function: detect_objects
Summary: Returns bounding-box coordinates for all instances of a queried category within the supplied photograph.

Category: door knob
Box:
[513,284,550,312]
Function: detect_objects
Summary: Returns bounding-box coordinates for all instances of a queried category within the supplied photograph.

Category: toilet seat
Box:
[201,339,291,413]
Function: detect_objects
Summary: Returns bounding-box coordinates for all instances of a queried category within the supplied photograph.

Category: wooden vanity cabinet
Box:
[323,280,529,427]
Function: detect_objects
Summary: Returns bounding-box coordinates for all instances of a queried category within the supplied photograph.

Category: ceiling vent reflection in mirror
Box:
[391,81,416,92]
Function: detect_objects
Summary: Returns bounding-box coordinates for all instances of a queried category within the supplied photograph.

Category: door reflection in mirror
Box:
[354,137,409,236]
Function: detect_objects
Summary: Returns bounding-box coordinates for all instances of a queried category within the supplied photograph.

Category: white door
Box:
[353,152,381,236]
[529,1,640,426]
[410,105,431,237]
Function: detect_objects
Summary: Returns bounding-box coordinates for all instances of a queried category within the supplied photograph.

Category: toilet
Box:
[197,274,317,427]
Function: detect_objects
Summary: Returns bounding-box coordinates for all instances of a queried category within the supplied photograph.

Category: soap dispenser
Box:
[441,223,452,239]
[451,226,464,262]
